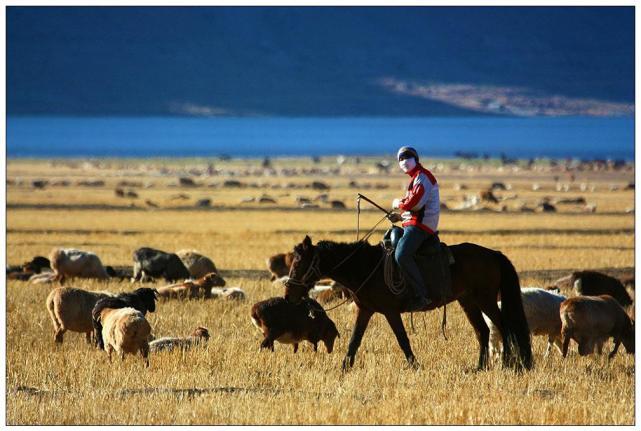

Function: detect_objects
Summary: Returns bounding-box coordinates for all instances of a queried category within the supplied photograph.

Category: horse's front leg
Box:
[342,307,374,372]
[384,312,418,368]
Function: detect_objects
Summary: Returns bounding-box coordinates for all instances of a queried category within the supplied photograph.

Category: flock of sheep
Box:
[6,244,343,367]
[7,241,636,368]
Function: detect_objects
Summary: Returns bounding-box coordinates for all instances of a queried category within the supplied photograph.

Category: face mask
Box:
[399,157,416,173]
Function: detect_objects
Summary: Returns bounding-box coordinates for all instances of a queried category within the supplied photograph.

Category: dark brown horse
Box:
[285,235,532,372]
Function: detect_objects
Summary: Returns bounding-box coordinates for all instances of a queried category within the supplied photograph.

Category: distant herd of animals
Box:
[6,244,635,369]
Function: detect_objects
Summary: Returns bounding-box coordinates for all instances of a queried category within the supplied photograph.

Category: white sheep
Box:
[49,248,110,284]
[210,287,246,300]
[483,287,566,359]
[149,327,210,352]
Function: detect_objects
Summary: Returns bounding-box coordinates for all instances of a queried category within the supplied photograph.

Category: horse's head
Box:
[285,235,321,304]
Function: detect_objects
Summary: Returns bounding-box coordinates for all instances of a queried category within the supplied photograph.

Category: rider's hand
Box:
[387,212,402,223]
[392,198,401,209]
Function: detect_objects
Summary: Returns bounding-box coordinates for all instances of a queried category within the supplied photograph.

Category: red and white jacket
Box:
[397,163,440,234]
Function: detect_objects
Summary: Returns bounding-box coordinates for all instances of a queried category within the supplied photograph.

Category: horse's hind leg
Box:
[384,312,418,368]
[459,299,491,370]
[342,307,373,372]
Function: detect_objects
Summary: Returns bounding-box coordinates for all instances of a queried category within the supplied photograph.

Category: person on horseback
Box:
[389,146,441,311]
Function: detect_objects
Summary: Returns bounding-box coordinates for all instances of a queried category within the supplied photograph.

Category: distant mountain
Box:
[7,7,634,117]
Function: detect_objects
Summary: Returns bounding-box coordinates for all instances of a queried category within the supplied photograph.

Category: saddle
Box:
[382,226,454,304]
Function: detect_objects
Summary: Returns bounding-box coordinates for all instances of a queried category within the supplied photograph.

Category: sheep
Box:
[156,272,226,300]
[175,249,219,279]
[46,287,116,344]
[22,256,51,273]
[92,288,158,350]
[149,326,210,352]
[49,248,110,284]
[99,307,152,367]
[560,295,634,359]
[210,287,246,301]
[483,287,566,359]
[29,272,57,284]
[250,297,339,353]
[311,281,350,305]
[156,283,201,300]
[572,271,633,307]
[266,252,294,281]
[131,247,190,282]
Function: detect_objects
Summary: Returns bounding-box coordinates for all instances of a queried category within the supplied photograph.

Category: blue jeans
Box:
[394,226,430,298]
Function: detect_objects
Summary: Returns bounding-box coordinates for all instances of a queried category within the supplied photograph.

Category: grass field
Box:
[5,157,635,424]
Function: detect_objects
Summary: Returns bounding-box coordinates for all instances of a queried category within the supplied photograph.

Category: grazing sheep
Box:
[250,297,339,353]
[99,307,152,367]
[149,327,210,352]
[92,288,158,350]
[572,271,633,307]
[175,250,219,279]
[560,295,634,359]
[266,252,294,281]
[132,247,190,282]
[483,287,567,358]
[49,248,110,284]
[46,287,115,344]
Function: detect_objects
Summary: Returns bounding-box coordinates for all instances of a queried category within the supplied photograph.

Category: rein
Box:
[306,253,386,315]
[287,212,390,315]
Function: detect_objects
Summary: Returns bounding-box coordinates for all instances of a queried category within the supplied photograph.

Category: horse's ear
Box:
[303,235,312,249]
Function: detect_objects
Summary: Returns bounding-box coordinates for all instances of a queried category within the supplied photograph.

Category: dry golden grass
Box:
[6,158,635,425]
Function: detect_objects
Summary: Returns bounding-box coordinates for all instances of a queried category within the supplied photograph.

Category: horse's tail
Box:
[495,251,533,371]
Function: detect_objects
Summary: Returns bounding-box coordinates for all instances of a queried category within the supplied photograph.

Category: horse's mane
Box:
[314,240,382,266]
[315,240,377,254]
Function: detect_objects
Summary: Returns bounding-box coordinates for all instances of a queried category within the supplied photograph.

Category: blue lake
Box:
[6,116,634,159]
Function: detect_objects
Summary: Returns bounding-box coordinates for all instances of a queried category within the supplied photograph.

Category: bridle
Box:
[285,251,322,290]
[285,211,390,303]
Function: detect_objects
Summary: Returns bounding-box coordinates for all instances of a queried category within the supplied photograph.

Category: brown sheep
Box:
[46,287,115,344]
[7,256,52,281]
[251,297,339,353]
[313,282,350,305]
[49,248,110,284]
[572,271,633,307]
[560,295,634,359]
[100,307,152,367]
[175,249,218,279]
[156,272,226,300]
[149,326,210,352]
[155,283,201,300]
[266,252,294,281]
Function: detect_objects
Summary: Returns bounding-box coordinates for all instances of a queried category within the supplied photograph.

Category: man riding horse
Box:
[389,146,445,311]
